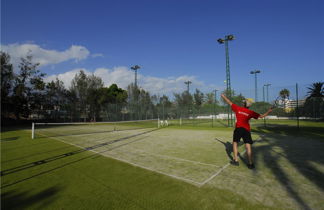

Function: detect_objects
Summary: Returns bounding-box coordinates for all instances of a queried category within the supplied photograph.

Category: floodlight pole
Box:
[131,65,141,120]
[250,70,261,102]
[184,81,192,93]
[131,65,141,88]
[217,34,235,127]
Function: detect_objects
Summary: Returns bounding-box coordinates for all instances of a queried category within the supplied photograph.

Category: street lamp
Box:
[217,34,235,127]
[250,70,261,102]
[131,65,141,88]
[264,83,271,102]
[214,89,219,104]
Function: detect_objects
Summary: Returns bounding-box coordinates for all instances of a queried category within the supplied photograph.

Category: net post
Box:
[158,117,160,128]
[32,122,35,139]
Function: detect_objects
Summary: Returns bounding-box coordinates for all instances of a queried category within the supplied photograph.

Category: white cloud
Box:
[1,43,90,68]
[44,66,215,95]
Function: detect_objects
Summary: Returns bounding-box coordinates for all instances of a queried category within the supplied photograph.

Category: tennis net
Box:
[32,119,159,139]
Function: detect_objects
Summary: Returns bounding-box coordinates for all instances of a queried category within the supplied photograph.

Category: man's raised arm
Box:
[221,94,233,106]
[259,108,273,118]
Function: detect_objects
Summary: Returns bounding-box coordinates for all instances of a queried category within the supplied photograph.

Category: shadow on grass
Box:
[252,126,324,210]
[254,125,324,139]
[0,128,159,188]
[1,186,61,210]
[2,145,76,164]
[0,137,19,141]
[214,138,233,161]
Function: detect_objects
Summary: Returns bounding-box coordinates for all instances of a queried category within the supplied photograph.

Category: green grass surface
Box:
[1,121,324,209]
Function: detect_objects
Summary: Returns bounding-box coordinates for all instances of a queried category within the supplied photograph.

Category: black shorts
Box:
[233,127,253,144]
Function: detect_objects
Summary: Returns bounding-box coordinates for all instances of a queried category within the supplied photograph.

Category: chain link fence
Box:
[29,83,323,129]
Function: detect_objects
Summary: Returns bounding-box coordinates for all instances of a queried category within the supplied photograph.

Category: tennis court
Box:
[35,123,240,186]
[1,120,324,209]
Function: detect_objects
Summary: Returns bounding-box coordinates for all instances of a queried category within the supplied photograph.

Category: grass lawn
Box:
[1,120,324,209]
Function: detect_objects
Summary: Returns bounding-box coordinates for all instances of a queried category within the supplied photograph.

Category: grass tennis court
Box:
[1,120,324,209]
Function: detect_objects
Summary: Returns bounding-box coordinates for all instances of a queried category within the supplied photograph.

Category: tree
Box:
[69,71,104,121]
[205,92,215,104]
[65,88,79,122]
[193,89,204,110]
[174,91,193,117]
[106,84,128,104]
[87,74,104,121]
[306,82,324,98]
[220,89,235,105]
[231,93,245,107]
[127,83,140,104]
[127,83,138,118]
[158,95,172,120]
[70,70,88,121]
[138,89,153,120]
[1,52,14,117]
[279,88,290,109]
[12,55,45,119]
[303,82,324,118]
[99,84,128,121]
[45,78,68,120]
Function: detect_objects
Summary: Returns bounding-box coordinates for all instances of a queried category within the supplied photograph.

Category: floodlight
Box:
[227,35,235,40]
[131,65,140,70]
[217,39,225,44]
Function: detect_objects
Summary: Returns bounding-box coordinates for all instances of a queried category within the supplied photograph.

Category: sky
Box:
[1,0,324,99]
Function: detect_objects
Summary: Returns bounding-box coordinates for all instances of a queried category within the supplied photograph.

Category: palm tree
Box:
[304,82,324,118]
[306,82,324,98]
[279,88,290,108]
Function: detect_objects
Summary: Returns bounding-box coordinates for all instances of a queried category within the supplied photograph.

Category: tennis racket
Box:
[271,96,281,109]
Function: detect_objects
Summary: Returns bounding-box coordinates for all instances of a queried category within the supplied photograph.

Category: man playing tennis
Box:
[221,94,272,169]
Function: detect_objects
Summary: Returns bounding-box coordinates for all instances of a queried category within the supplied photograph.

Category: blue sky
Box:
[1,0,324,98]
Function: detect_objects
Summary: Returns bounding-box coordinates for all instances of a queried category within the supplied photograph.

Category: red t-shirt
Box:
[231,104,260,131]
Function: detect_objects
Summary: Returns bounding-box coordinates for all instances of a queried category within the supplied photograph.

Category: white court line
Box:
[199,136,265,187]
[130,149,219,167]
[199,149,247,187]
[38,133,264,187]
[38,133,203,187]
[199,163,230,186]
[101,152,203,186]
